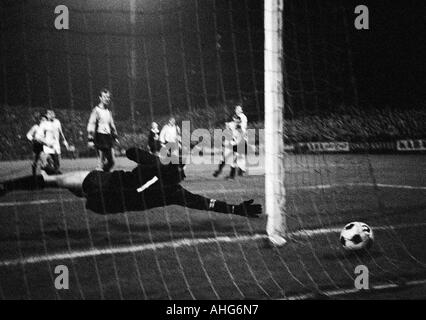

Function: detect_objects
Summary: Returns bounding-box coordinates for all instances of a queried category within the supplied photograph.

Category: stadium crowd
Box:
[0,104,425,161]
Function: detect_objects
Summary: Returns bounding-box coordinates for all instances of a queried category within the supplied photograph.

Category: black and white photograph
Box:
[0,0,425,304]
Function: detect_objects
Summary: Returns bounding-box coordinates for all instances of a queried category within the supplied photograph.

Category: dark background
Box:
[349,0,425,109]
[0,0,424,121]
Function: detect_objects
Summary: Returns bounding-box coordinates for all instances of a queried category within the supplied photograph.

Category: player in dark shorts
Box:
[0,148,261,217]
[147,122,161,155]
[26,114,48,176]
[32,140,44,168]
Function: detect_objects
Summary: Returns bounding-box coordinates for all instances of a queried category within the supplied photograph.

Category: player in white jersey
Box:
[87,88,118,172]
[235,105,247,134]
[159,117,181,157]
[213,105,248,179]
[26,114,48,176]
[233,105,247,176]
[39,110,69,175]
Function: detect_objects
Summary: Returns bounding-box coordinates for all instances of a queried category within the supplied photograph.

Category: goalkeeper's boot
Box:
[226,167,236,180]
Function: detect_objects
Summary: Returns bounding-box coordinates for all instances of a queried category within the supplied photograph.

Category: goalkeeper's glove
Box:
[233,199,262,218]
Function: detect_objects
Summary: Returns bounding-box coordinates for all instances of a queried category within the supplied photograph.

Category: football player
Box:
[87,88,118,172]
[26,114,48,176]
[233,105,248,176]
[0,148,261,218]
[148,122,161,155]
[40,110,69,175]
[213,111,247,179]
[159,117,181,157]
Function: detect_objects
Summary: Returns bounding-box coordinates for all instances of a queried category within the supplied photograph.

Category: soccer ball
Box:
[340,222,374,251]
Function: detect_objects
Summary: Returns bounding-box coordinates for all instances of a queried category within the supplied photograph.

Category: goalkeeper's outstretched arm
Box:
[0,172,262,218]
[168,186,261,218]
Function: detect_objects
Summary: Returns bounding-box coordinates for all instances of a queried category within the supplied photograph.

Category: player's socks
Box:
[213,161,225,177]
[226,167,236,179]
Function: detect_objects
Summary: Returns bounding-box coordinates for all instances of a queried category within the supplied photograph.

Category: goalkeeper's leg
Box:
[0,171,90,197]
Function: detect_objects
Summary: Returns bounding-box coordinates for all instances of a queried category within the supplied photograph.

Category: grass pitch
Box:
[0,154,425,299]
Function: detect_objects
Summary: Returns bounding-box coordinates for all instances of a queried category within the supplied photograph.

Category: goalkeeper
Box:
[0,148,261,218]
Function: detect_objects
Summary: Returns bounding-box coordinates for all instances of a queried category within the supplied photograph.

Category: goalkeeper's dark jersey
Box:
[82,148,187,214]
[0,148,259,217]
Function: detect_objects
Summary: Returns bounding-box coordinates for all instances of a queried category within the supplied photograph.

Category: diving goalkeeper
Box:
[0,148,261,218]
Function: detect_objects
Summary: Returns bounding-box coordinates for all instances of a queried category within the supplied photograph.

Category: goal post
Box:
[265,0,287,246]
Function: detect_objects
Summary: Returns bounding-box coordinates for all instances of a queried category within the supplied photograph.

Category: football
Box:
[340,222,374,251]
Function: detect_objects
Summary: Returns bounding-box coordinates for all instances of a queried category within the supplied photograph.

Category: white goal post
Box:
[265,0,287,246]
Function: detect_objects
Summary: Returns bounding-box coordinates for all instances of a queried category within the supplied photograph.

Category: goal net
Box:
[0,0,425,299]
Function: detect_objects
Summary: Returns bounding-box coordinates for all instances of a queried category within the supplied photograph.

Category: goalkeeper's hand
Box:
[234,199,262,218]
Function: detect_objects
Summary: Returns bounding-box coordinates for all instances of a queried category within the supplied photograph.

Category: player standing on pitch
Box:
[233,105,248,177]
[39,110,69,175]
[148,122,161,155]
[213,116,236,178]
[26,114,48,176]
[87,88,118,172]
[213,105,248,179]
[159,117,181,157]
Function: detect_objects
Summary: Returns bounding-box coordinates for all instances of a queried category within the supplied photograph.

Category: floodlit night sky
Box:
[0,0,424,119]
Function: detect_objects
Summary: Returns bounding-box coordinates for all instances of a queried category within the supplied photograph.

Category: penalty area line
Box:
[1,222,426,268]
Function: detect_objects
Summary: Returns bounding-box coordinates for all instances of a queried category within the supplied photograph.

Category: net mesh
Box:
[0,0,425,299]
